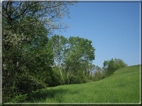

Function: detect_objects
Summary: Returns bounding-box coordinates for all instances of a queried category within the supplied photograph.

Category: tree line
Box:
[92,58,127,81]
[2,1,127,103]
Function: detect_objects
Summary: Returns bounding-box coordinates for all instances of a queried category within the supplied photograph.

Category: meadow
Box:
[25,65,140,103]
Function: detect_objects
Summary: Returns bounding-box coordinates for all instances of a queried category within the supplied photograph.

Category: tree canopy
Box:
[2,1,74,102]
[103,58,128,76]
[49,35,95,84]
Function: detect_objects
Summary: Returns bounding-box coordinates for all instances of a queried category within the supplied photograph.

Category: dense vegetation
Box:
[92,58,128,81]
[2,1,128,103]
[2,1,74,102]
[25,65,140,103]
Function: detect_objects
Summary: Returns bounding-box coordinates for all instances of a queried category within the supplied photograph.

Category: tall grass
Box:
[20,65,141,103]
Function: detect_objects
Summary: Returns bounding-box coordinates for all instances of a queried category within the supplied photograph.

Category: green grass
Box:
[25,65,141,103]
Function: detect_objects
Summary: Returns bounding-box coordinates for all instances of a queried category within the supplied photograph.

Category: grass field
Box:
[25,65,141,103]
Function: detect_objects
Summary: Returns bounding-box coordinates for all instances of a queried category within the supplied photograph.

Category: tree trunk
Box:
[59,67,65,85]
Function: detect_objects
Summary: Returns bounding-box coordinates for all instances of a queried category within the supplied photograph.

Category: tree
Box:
[49,35,68,84]
[103,58,127,76]
[93,65,102,81]
[2,1,74,35]
[63,36,95,83]
[49,35,95,84]
[2,1,74,102]
[2,17,54,102]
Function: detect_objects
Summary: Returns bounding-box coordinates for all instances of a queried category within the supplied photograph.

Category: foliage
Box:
[103,58,127,76]
[2,1,74,35]
[63,36,95,84]
[92,58,127,81]
[92,65,103,81]
[49,35,68,84]
[50,66,63,86]
[93,70,102,81]
[2,1,74,103]
[49,35,95,84]
[10,94,28,103]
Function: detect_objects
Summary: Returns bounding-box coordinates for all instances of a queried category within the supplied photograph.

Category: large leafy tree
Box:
[2,1,74,102]
[49,35,95,84]
[2,1,74,34]
[64,36,95,83]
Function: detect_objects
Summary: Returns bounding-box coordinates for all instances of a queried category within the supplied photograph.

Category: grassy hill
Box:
[25,65,140,103]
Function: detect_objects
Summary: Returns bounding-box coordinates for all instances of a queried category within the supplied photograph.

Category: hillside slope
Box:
[26,65,140,103]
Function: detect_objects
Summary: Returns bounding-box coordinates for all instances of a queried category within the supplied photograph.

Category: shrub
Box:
[10,94,28,103]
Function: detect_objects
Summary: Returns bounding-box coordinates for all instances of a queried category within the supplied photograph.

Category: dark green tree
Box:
[2,1,74,102]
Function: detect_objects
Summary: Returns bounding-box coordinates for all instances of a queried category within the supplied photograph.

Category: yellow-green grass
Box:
[26,65,141,103]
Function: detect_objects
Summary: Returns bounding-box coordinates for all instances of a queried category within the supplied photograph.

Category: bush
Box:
[93,70,102,81]
[50,67,63,86]
[10,94,28,103]
[68,72,88,84]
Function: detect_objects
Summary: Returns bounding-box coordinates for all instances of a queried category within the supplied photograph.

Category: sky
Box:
[55,2,140,67]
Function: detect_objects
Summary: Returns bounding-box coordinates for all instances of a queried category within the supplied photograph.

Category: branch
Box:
[11,1,23,14]
[23,52,51,66]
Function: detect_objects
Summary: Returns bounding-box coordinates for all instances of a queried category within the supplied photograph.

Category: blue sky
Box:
[55,2,140,67]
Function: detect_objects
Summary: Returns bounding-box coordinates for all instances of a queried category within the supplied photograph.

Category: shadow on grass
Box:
[27,88,77,103]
